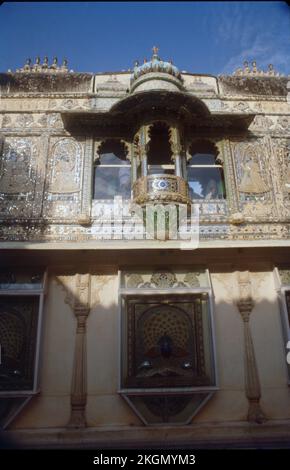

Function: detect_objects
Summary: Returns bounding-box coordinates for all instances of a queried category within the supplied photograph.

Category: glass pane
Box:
[94,166,131,199]
[188,153,217,165]
[187,167,226,199]
[148,165,174,176]
[99,152,127,165]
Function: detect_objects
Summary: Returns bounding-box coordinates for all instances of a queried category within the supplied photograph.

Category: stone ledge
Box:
[5,420,290,449]
[1,239,290,250]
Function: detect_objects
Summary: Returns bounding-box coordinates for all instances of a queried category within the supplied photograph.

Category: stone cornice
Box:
[0,91,288,102]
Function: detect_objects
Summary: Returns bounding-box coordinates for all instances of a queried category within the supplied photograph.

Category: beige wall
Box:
[10,266,290,429]
[13,276,75,428]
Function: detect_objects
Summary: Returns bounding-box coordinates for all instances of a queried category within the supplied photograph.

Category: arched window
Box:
[93,140,131,200]
[147,122,174,175]
[187,140,226,200]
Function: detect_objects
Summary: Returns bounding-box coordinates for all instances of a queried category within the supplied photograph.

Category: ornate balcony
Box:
[133,174,191,205]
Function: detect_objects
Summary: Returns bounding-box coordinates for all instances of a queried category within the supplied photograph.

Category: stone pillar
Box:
[78,137,93,225]
[67,273,91,428]
[174,154,182,177]
[170,127,183,177]
[131,143,138,184]
[139,125,149,177]
[237,271,266,424]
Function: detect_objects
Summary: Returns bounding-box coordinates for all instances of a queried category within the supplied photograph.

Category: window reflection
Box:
[93,143,131,200]
[187,143,226,200]
[187,166,225,200]
[94,165,131,199]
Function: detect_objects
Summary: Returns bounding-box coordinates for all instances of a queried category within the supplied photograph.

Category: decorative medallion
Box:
[150,271,177,288]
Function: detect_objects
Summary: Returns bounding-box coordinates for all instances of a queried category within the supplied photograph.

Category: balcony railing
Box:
[133,175,191,205]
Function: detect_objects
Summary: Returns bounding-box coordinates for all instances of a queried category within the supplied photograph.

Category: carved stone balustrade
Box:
[133,175,191,205]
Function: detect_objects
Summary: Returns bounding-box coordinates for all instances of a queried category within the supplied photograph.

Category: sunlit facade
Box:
[0,51,290,447]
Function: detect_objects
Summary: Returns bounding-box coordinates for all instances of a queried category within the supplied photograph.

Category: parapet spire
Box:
[8,57,72,73]
[233,60,280,77]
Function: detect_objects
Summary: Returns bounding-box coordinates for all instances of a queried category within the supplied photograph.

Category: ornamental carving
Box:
[2,115,12,127]
[184,272,200,287]
[0,137,37,197]
[127,273,144,288]
[133,175,190,205]
[239,151,268,194]
[276,116,290,132]
[47,138,82,194]
[125,271,202,289]
[272,139,290,195]
[1,113,63,129]
[47,113,64,128]
[249,115,274,132]
[278,269,290,285]
[151,271,177,288]
[15,114,34,128]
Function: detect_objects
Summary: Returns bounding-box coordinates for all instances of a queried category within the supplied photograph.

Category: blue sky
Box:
[0,2,289,76]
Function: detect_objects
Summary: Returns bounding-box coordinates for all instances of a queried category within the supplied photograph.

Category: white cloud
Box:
[214,3,290,75]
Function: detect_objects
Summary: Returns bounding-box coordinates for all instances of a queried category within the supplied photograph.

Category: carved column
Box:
[221,139,240,215]
[35,131,50,218]
[57,273,91,428]
[79,136,93,224]
[236,271,266,423]
[67,273,91,428]
[131,142,138,183]
[139,125,149,177]
[132,134,142,183]
[170,126,183,177]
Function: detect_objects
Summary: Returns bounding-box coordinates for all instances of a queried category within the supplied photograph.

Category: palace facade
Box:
[0,50,290,448]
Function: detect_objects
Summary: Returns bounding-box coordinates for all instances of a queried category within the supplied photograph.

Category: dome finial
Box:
[152,45,159,60]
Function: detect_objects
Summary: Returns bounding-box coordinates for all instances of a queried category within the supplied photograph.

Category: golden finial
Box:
[152,45,159,56]
[243,61,250,73]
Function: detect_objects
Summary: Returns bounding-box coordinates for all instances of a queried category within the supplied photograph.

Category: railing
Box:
[133,175,191,205]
